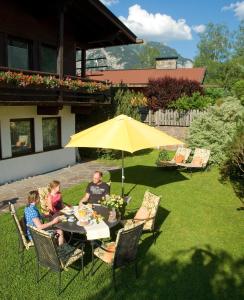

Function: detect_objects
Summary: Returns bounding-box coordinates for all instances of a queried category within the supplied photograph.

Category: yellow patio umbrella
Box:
[66,114,183,195]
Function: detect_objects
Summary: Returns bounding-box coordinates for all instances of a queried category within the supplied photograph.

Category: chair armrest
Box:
[133,216,155,222]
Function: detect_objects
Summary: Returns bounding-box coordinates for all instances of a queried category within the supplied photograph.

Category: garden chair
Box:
[8,202,34,269]
[120,190,161,243]
[93,223,144,289]
[157,146,191,167]
[29,225,85,295]
[177,148,211,171]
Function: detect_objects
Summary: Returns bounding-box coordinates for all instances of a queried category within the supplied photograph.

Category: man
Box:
[79,171,110,205]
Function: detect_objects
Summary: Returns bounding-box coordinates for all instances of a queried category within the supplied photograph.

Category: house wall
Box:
[0,105,76,184]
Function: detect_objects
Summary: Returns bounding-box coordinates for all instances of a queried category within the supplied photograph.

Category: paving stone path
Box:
[0,160,118,213]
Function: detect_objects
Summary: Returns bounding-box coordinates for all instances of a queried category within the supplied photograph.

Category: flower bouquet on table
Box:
[99,194,125,222]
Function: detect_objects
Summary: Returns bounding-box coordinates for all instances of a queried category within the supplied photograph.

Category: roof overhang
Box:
[17,0,139,49]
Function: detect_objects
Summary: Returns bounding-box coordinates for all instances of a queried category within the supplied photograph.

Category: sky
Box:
[100,0,244,59]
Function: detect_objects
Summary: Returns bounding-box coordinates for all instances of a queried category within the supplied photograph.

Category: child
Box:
[24,190,64,245]
[47,180,64,215]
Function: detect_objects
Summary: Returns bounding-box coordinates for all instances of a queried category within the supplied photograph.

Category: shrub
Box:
[220,124,244,199]
[204,87,227,100]
[113,89,141,120]
[168,92,214,110]
[145,77,203,110]
[156,149,170,164]
[96,89,142,160]
[232,80,244,105]
[188,97,244,164]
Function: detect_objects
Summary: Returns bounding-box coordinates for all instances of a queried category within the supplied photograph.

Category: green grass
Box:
[1,150,243,300]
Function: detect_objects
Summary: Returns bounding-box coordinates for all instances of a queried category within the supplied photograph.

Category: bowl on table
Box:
[61,206,74,216]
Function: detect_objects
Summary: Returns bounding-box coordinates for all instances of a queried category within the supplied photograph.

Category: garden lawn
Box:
[0,150,243,300]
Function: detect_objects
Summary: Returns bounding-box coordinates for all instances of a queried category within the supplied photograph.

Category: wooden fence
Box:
[140,108,205,127]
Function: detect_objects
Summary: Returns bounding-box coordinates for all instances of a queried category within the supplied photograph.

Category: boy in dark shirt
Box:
[79,171,110,205]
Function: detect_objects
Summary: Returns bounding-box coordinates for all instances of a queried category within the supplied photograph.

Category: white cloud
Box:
[222,1,244,20]
[100,0,119,6]
[119,4,192,42]
[192,24,206,33]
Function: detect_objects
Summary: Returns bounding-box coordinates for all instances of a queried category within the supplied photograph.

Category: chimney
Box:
[155,56,178,70]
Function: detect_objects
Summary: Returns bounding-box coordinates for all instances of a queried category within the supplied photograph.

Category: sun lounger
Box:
[157,147,191,167]
[177,148,210,170]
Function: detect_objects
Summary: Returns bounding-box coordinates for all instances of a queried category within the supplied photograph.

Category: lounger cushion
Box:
[134,206,149,221]
[192,156,203,166]
[175,154,185,163]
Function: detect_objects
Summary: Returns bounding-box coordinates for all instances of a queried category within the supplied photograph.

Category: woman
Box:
[24,190,64,245]
[46,180,64,215]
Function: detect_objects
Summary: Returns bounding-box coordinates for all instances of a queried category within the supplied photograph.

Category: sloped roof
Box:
[18,0,139,48]
[88,67,206,85]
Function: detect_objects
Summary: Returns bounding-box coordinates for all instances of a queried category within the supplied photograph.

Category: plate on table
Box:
[76,219,89,227]
[61,207,74,215]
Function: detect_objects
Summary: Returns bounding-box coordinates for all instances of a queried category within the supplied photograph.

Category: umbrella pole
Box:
[122,150,125,197]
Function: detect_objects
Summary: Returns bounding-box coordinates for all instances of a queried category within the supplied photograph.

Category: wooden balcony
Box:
[0,67,111,107]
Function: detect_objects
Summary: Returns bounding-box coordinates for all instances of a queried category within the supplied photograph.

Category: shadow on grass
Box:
[109,165,188,188]
[230,179,244,210]
[219,177,244,211]
[86,245,244,300]
[0,197,18,211]
[124,206,170,231]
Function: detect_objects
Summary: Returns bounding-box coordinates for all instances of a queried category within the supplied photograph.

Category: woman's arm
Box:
[32,216,60,230]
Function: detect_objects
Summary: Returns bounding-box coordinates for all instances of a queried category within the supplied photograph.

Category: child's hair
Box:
[48,180,60,192]
[27,190,39,205]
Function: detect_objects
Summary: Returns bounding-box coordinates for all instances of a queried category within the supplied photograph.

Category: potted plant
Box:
[99,194,125,222]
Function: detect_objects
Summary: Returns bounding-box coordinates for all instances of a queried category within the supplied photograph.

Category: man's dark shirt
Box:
[86,182,110,204]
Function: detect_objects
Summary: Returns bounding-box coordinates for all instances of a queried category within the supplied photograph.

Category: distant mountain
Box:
[86,41,193,70]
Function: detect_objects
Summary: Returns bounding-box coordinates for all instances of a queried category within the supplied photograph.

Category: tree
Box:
[233,20,244,58]
[145,77,203,110]
[194,23,231,65]
[188,97,244,164]
[220,124,244,200]
[113,89,141,120]
[216,58,244,90]
[194,23,232,84]
[137,45,160,68]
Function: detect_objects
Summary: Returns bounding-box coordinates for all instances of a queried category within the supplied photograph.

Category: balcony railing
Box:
[0,67,111,105]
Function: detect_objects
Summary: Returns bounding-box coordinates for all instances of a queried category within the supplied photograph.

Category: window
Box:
[40,45,57,73]
[8,37,31,70]
[76,48,81,76]
[10,119,35,157]
[42,117,61,151]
